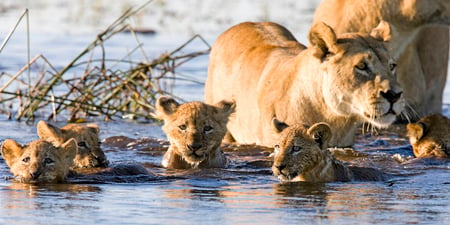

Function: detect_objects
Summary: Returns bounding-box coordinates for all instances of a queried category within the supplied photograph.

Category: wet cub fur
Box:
[155,96,235,169]
[1,138,77,183]
[407,114,450,158]
[37,121,108,168]
[271,119,385,182]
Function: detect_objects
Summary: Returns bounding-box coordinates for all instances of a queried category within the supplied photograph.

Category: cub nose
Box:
[380,90,402,104]
[187,143,202,151]
[274,164,286,172]
[30,171,41,179]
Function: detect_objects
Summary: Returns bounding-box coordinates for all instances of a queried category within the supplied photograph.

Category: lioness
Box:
[406,114,450,158]
[37,121,108,168]
[205,21,404,147]
[271,120,386,182]
[155,96,235,169]
[1,138,77,183]
[314,0,450,118]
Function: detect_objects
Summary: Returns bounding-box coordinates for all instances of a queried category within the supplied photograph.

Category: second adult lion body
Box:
[205,21,404,147]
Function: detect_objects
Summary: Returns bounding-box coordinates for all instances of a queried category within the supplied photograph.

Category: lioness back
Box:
[1,138,77,183]
[155,96,235,169]
[206,21,404,147]
[407,114,450,158]
[37,121,108,168]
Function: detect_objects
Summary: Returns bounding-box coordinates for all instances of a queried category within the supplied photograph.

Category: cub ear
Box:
[308,22,338,60]
[1,139,24,168]
[214,99,236,117]
[307,122,332,149]
[370,20,392,42]
[37,120,65,144]
[406,122,426,145]
[155,96,180,119]
[60,138,77,165]
[272,118,289,133]
[86,123,100,135]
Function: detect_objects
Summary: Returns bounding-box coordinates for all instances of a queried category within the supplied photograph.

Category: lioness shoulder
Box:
[407,114,450,158]
[271,119,386,182]
[37,121,108,168]
[1,138,77,183]
[155,96,235,169]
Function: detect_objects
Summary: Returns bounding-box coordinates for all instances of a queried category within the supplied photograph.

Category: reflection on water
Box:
[0,0,449,224]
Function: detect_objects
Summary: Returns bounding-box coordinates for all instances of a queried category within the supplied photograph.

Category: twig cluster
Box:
[0,1,210,123]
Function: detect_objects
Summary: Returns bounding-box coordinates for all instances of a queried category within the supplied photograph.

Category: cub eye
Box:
[78,141,88,148]
[44,158,54,165]
[292,146,302,152]
[22,157,30,163]
[389,63,396,71]
[274,144,280,149]
[355,62,368,71]
[178,124,187,131]
[203,125,213,133]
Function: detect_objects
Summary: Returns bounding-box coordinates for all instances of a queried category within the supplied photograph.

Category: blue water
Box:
[0,1,449,225]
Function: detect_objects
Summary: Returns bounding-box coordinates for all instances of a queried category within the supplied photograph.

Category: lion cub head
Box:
[407,114,450,158]
[155,96,235,169]
[1,139,77,183]
[37,121,108,168]
[271,119,335,182]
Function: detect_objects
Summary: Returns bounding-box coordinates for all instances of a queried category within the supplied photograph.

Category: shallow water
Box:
[0,1,450,225]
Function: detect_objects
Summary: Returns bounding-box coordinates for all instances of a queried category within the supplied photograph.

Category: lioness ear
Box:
[214,99,236,117]
[86,123,100,135]
[370,20,392,42]
[272,118,289,133]
[155,96,180,119]
[308,22,337,60]
[406,122,426,145]
[37,120,65,144]
[307,122,332,149]
[1,139,24,168]
[61,138,77,165]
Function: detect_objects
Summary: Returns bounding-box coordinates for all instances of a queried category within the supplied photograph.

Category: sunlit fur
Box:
[205,21,404,148]
[407,114,450,158]
[155,96,235,169]
[1,139,77,183]
[37,121,108,168]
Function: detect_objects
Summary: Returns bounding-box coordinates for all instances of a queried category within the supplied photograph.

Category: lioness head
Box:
[406,114,450,158]
[1,139,77,183]
[311,21,405,128]
[155,96,235,166]
[271,119,333,182]
[37,121,108,168]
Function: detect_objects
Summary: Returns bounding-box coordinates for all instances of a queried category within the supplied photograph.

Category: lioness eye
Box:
[274,144,280,149]
[22,157,30,163]
[178,124,187,131]
[44,158,54,165]
[355,62,368,71]
[78,141,88,148]
[203,125,213,133]
[292,146,302,152]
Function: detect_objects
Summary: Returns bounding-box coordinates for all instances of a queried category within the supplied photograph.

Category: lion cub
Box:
[271,119,385,182]
[37,121,108,168]
[155,96,235,169]
[407,114,450,158]
[1,138,77,183]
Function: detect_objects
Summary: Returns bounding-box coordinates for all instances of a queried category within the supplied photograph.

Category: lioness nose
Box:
[187,143,202,151]
[380,90,402,104]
